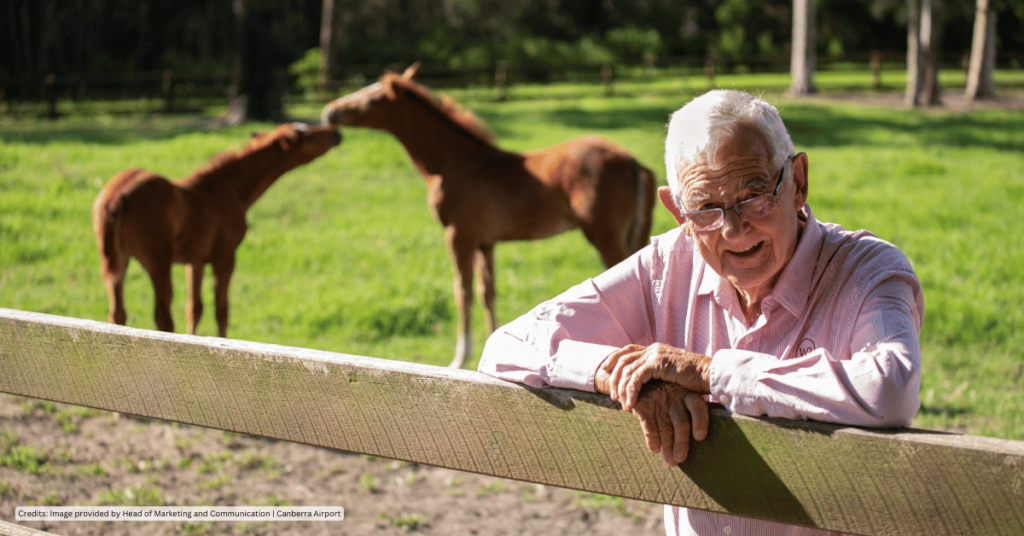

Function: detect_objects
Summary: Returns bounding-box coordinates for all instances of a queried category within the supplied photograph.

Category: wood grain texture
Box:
[0,518,60,536]
[1,308,1022,535]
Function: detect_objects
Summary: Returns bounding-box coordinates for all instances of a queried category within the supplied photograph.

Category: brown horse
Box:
[92,123,342,337]
[321,64,656,369]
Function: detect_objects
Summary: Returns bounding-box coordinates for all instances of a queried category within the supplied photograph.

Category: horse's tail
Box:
[627,162,657,254]
[92,169,143,279]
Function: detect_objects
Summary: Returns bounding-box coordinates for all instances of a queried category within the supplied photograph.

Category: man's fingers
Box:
[600,344,644,373]
[605,346,643,403]
[668,395,691,465]
[685,392,709,441]
[621,365,655,412]
[635,408,662,455]
[655,403,674,465]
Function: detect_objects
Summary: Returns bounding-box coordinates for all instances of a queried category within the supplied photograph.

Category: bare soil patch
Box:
[795,89,1024,112]
[0,395,663,535]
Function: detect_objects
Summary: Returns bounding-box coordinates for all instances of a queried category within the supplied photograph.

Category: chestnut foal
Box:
[92,123,342,337]
[321,64,656,368]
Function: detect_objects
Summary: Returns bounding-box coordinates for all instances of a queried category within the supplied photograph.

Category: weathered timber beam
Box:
[1,308,1022,535]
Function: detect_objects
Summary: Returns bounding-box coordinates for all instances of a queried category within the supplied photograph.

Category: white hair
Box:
[664,90,795,210]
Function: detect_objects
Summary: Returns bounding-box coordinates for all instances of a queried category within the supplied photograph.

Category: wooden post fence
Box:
[1,308,1022,535]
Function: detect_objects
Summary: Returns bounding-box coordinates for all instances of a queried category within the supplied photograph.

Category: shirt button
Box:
[723,526,733,534]
[719,394,732,406]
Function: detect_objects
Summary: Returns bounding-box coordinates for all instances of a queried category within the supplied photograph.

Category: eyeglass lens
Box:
[684,160,787,231]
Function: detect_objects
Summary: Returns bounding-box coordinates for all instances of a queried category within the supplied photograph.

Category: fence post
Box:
[602,62,614,96]
[644,50,657,78]
[495,61,508,102]
[45,74,58,119]
[871,51,883,89]
[162,70,175,113]
[704,55,716,88]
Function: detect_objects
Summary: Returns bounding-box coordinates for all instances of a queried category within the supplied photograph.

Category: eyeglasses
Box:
[682,159,788,232]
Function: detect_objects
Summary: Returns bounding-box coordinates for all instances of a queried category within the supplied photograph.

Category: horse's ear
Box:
[402,62,421,80]
[383,77,399,100]
[277,134,295,152]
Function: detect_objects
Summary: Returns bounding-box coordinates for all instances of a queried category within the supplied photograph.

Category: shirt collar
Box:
[695,205,823,318]
[769,205,821,317]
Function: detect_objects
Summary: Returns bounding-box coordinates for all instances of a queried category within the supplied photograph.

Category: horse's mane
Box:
[383,73,496,148]
[192,127,290,179]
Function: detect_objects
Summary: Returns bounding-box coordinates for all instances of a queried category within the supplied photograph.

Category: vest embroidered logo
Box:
[796,338,816,357]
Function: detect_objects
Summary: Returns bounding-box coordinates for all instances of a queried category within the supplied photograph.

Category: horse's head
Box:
[262,123,343,165]
[320,62,421,128]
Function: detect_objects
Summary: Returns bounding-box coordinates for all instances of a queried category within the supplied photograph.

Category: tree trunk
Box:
[905,0,922,106]
[789,0,817,96]
[234,0,285,122]
[229,0,244,101]
[319,0,335,93]
[920,0,942,106]
[965,0,997,100]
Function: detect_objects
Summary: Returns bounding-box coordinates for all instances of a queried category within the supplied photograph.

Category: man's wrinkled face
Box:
[672,122,807,301]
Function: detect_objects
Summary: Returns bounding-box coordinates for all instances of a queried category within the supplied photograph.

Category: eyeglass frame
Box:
[680,157,791,232]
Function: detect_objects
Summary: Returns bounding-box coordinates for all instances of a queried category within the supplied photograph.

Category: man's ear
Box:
[791,152,809,210]
[658,186,686,226]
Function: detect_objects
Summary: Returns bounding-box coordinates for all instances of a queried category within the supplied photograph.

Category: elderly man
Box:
[478,89,924,536]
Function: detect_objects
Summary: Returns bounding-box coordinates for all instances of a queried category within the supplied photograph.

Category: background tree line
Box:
[3,0,1023,119]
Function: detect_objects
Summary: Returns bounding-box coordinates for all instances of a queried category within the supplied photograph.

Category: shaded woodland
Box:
[3,0,1023,118]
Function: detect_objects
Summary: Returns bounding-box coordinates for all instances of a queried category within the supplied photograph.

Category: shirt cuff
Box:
[708,348,768,415]
[549,340,620,393]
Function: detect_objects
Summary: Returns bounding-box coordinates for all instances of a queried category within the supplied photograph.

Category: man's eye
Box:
[740,191,767,202]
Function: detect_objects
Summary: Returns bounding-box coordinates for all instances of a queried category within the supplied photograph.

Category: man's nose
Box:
[720,208,749,238]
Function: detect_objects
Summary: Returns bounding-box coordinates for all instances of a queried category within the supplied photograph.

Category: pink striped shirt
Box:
[479,206,924,536]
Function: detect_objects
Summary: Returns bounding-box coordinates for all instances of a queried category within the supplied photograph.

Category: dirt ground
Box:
[799,90,1024,111]
[0,394,665,536]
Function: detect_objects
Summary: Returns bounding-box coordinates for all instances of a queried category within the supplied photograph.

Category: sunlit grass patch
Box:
[97,485,167,506]
[2,77,1023,440]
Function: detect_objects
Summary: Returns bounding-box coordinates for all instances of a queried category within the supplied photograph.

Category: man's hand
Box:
[596,343,712,411]
[630,381,708,465]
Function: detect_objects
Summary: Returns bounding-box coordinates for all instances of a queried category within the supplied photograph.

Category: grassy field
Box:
[1,71,1022,440]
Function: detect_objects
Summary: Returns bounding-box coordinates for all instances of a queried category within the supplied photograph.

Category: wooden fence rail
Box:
[1,308,1022,535]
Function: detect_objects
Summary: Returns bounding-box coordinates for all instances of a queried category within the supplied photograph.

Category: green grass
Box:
[2,72,1023,439]
[0,430,51,475]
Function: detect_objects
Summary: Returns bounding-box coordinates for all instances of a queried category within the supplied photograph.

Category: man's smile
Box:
[726,241,764,258]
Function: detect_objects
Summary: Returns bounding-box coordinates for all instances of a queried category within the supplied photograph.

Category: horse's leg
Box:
[581,226,631,269]
[103,259,129,326]
[475,243,497,335]
[139,257,175,333]
[212,254,236,338]
[446,226,475,369]
[186,263,204,335]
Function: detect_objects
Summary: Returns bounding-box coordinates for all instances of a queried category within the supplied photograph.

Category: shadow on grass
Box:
[0,116,270,146]
[780,103,1024,152]
[477,104,677,139]
[7,95,1024,154]
[918,405,970,419]
[482,96,1024,154]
